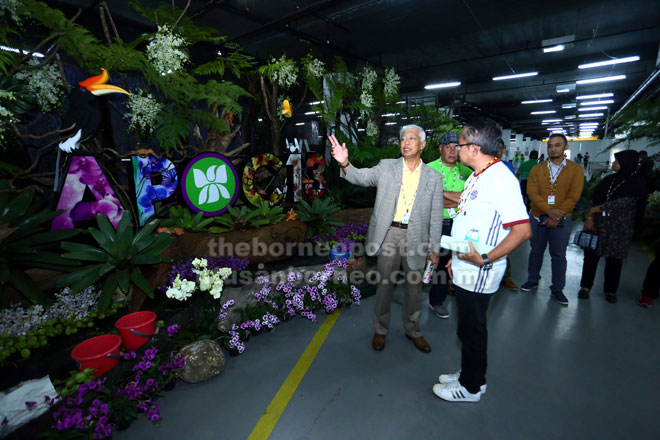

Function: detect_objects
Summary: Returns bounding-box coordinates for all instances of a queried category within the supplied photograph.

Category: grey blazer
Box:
[341,158,444,270]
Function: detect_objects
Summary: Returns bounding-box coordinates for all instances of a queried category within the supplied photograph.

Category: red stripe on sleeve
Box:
[502,218,531,228]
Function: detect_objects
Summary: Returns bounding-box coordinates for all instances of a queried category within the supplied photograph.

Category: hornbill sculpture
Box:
[58,69,129,153]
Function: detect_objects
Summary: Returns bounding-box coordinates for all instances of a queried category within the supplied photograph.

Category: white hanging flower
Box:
[193,165,230,205]
[304,57,325,80]
[0,90,16,147]
[146,25,189,75]
[192,258,208,270]
[361,66,377,92]
[383,68,400,100]
[271,55,298,89]
[366,120,379,137]
[124,90,162,135]
[15,59,64,114]
[360,90,374,109]
[0,0,24,23]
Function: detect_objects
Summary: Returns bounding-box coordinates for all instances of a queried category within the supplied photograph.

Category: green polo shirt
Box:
[517,158,539,180]
[427,159,472,219]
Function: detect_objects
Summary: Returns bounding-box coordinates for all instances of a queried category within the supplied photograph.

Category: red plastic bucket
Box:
[71,334,122,377]
[115,311,157,351]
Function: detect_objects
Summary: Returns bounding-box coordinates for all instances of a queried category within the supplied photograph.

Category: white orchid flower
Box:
[193,165,230,205]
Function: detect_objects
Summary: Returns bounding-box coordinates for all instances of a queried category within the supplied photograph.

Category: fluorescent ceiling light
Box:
[564,115,577,119]
[578,56,640,69]
[580,99,614,106]
[304,111,317,115]
[577,93,613,100]
[309,100,324,105]
[547,126,565,130]
[580,124,599,127]
[543,45,565,53]
[493,72,538,81]
[424,81,461,89]
[295,122,305,126]
[576,75,626,85]
[396,100,406,104]
[542,119,562,123]
[358,128,365,132]
[579,106,608,111]
[557,88,570,93]
[385,122,397,126]
[522,99,553,104]
[531,110,556,114]
[258,118,263,122]
[0,45,44,57]
[381,113,400,117]
[579,113,604,118]
[562,103,577,109]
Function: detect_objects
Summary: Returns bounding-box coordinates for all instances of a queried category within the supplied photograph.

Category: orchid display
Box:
[312,222,369,252]
[165,258,233,301]
[162,255,248,293]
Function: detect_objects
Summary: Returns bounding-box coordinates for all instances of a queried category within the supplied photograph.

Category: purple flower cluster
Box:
[53,378,110,438]
[218,299,235,321]
[161,255,249,291]
[224,259,362,355]
[312,222,368,251]
[167,324,180,337]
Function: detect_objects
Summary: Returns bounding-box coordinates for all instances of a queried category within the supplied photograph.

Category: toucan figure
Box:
[58,69,129,153]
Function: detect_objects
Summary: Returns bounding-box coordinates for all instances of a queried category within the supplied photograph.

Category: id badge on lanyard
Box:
[448,208,457,218]
[402,209,411,224]
[548,195,556,205]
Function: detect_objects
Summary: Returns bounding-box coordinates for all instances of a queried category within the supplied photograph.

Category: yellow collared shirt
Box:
[393,160,422,222]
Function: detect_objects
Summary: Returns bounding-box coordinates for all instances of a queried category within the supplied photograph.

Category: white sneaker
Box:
[432,381,481,402]
[438,370,487,393]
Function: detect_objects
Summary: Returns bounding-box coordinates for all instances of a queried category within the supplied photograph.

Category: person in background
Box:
[521,134,584,306]
[426,132,473,319]
[539,153,545,162]
[517,150,539,210]
[575,153,583,165]
[432,118,531,403]
[583,152,590,170]
[329,125,443,353]
[578,150,647,303]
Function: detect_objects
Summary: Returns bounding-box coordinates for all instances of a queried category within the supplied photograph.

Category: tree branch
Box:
[172,0,192,30]
[101,2,121,41]
[12,122,76,140]
[260,76,274,122]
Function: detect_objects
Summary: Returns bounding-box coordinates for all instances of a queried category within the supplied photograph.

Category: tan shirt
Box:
[527,159,584,217]
[393,160,422,222]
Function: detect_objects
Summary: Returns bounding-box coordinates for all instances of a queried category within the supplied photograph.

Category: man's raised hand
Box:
[329,135,348,165]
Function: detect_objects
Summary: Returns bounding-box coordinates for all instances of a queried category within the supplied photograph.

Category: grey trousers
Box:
[373,226,423,337]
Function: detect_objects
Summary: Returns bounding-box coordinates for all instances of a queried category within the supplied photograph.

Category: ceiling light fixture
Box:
[580,99,614,106]
[0,45,44,57]
[577,93,613,100]
[578,56,640,69]
[385,122,397,126]
[309,100,324,105]
[396,100,406,104]
[564,115,577,119]
[579,106,608,111]
[531,110,556,114]
[576,75,626,85]
[493,72,538,81]
[542,119,562,123]
[304,111,317,115]
[579,113,604,118]
[562,103,577,109]
[295,122,305,126]
[543,45,565,53]
[522,99,553,104]
[424,81,461,89]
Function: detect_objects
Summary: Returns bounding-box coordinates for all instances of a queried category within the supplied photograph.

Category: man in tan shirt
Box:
[520,134,584,306]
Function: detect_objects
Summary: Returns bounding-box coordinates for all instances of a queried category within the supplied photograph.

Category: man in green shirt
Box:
[427,132,472,318]
[516,150,539,209]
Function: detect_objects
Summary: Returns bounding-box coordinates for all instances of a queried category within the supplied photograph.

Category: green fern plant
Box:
[160,206,214,231]
[295,198,344,239]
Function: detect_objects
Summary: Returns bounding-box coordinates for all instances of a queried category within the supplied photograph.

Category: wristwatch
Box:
[481,254,493,270]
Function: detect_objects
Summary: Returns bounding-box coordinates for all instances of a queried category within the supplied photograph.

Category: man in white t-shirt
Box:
[432,118,531,403]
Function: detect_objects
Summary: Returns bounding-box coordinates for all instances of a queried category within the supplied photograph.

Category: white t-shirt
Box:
[451,161,529,294]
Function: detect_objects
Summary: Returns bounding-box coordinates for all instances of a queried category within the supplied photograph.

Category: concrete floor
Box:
[116,224,660,440]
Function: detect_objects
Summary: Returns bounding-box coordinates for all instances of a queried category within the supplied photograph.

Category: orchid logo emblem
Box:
[194,164,230,205]
[181,153,238,216]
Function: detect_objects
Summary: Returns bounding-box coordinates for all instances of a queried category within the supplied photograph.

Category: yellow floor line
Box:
[247,310,342,440]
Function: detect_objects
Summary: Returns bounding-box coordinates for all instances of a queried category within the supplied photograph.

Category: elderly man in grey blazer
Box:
[329,125,443,353]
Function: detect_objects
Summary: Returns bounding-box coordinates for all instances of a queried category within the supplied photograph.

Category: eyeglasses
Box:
[455,143,476,150]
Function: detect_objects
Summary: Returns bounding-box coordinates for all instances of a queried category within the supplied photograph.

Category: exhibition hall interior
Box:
[0,1,659,439]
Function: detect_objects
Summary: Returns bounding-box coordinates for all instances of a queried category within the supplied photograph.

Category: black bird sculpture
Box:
[58,69,129,153]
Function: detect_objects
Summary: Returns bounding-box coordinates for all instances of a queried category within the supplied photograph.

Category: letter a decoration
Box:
[181,153,239,216]
[51,156,125,230]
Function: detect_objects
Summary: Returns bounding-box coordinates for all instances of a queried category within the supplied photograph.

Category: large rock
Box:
[178,339,226,383]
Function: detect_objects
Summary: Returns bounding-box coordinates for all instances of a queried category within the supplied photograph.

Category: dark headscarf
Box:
[592,150,646,205]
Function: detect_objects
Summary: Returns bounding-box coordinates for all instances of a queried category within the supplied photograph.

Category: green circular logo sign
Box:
[181,153,239,216]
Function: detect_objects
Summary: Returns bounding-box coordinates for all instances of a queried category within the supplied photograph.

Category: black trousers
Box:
[429,220,453,306]
[580,250,623,294]
[455,285,492,394]
[642,254,660,299]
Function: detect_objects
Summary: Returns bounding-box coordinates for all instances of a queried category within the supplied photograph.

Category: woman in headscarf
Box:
[578,150,647,303]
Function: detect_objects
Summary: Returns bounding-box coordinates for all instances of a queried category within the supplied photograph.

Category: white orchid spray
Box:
[165,258,232,301]
[270,55,298,89]
[383,67,400,100]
